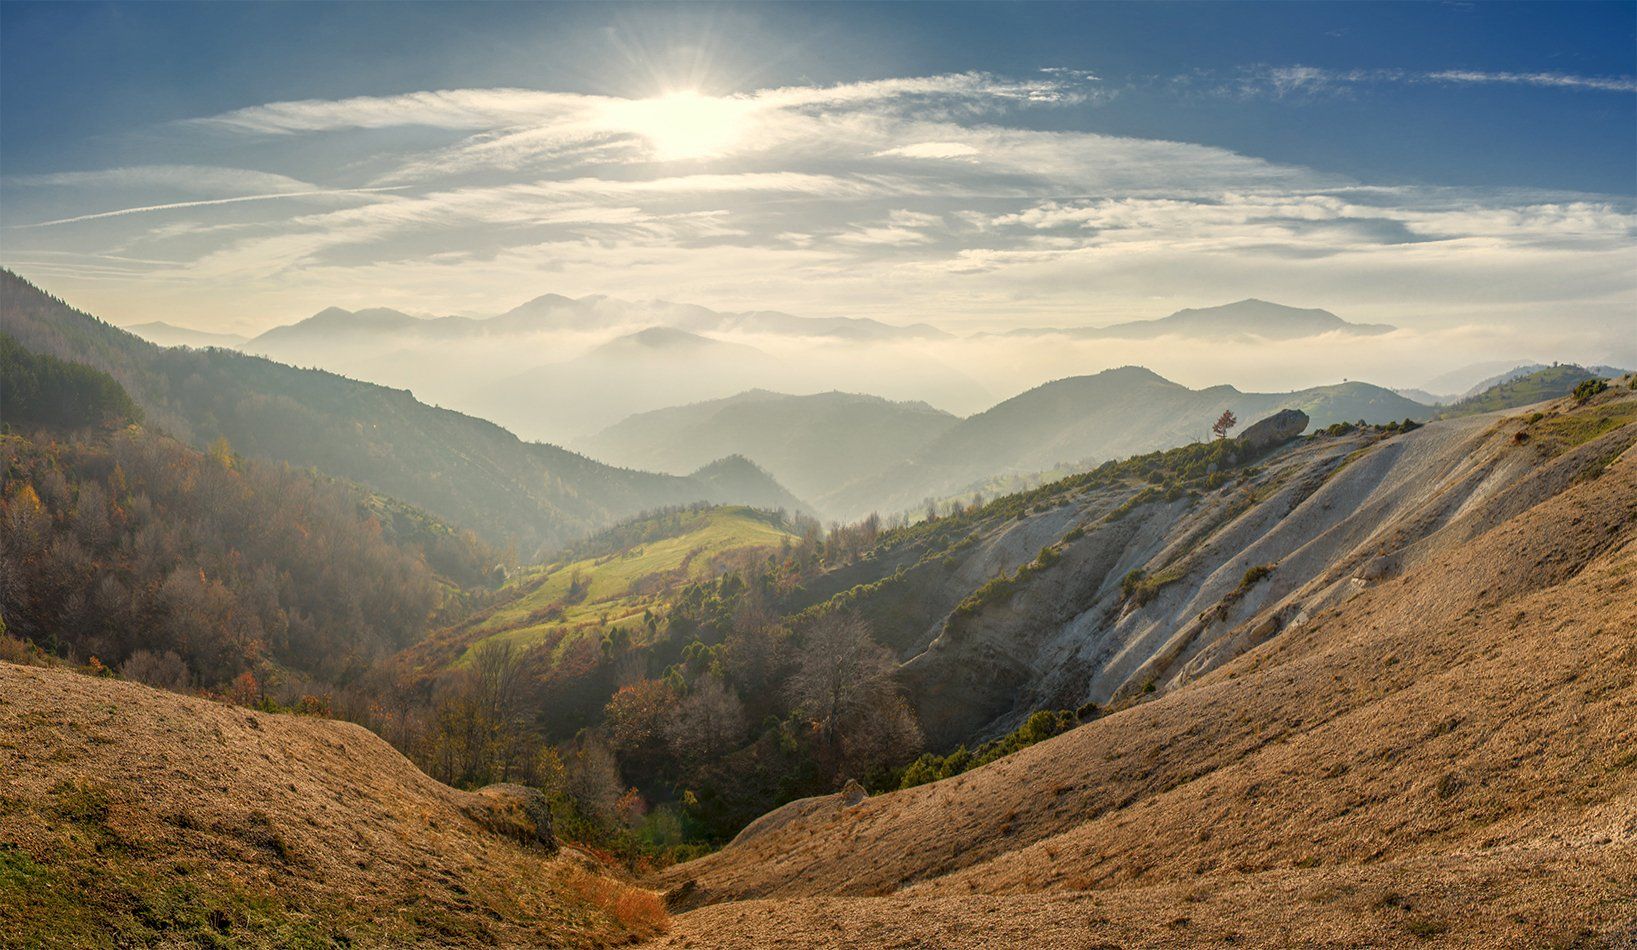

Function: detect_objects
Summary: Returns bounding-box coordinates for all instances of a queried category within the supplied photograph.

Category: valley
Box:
[4,8,1633,945]
[3,277,1633,948]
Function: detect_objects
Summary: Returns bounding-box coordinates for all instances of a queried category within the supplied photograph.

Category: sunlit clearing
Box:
[609,90,753,160]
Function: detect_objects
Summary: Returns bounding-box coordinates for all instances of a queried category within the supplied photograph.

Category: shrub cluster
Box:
[1573,378,1609,404]
[895,709,1082,790]
[1120,565,1187,607]
[952,543,1065,617]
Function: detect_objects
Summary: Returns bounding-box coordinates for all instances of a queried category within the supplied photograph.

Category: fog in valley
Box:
[208,292,1628,447]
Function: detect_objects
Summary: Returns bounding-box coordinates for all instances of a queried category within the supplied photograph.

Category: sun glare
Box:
[610,89,752,161]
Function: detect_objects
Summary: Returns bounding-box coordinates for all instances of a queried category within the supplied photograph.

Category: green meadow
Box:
[457,506,797,663]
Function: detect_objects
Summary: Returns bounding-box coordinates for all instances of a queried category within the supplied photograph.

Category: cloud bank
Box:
[1,69,1630,376]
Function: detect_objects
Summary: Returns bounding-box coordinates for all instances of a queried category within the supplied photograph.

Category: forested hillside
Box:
[0,345,499,692]
[0,271,804,554]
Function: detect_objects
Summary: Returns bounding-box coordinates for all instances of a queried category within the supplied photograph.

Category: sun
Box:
[609,89,754,161]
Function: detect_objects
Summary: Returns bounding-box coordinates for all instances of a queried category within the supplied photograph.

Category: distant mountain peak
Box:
[1098,364,1169,380]
[507,292,578,310]
[618,326,717,349]
[1009,299,1394,340]
[1167,298,1343,322]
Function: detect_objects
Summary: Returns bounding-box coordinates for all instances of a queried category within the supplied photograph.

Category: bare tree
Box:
[563,739,623,821]
[1212,409,1239,440]
[119,648,192,692]
[664,675,747,764]
[788,613,922,782]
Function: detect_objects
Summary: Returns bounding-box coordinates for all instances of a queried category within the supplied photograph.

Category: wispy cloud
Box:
[192,89,601,134]
[195,72,1100,137]
[1232,65,1637,99]
[3,69,1630,361]
[6,164,318,194]
[1425,69,1637,93]
[11,187,407,229]
[875,142,981,160]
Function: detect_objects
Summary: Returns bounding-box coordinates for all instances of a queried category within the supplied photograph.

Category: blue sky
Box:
[1,1,1633,362]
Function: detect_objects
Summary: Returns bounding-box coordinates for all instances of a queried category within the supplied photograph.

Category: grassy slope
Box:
[444,507,796,664]
[0,662,663,948]
[1436,364,1600,417]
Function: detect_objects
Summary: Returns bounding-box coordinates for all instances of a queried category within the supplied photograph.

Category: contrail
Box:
[10,186,408,228]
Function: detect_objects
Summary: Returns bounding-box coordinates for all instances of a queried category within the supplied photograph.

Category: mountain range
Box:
[7,263,1634,947]
[220,295,1449,450]
[243,292,949,351]
[810,367,1430,518]
[238,299,987,443]
[578,368,1432,520]
[0,271,805,555]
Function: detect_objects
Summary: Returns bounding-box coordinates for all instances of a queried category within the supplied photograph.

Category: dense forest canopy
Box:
[0,332,141,431]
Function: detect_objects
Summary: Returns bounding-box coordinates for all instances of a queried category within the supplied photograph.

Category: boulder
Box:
[1237,409,1309,451]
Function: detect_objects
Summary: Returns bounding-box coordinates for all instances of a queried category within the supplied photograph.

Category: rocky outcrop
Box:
[892,393,1637,747]
[467,783,557,851]
[1237,408,1309,450]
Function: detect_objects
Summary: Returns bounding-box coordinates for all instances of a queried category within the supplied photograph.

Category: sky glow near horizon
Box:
[0,2,1633,375]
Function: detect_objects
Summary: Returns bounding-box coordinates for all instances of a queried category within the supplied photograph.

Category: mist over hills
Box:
[575,370,1433,522]
[237,296,987,443]
[579,390,962,502]
[243,292,948,351]
[0,271,805,554]
[1006,298,1395,340]
[487,292,951,341]
[229,293,1453,448]
[122,321,248,349]
[463,328,790,441]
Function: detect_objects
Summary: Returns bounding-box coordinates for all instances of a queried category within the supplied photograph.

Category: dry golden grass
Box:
[652,410,1637,948]
[0,663,654,948]
[568,867,671,938]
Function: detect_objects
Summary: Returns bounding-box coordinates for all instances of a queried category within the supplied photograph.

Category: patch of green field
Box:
[1528,402,1637,452]
[459,506,796,663]
[1439,365,1602,418]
